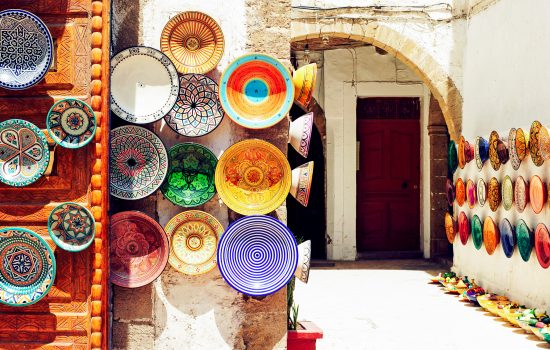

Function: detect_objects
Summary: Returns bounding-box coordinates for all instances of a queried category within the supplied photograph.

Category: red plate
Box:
[535,223,550,269]
[458,212,470,245]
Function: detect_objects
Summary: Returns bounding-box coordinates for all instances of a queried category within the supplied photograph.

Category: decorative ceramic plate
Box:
[471,215,483,250]
[48,202,95,252]
[46,98,96,148]
[164,210,223,275]
[487,177,501,212]
[217,215,298,296]
[0,119,49,187]
[215,139,291,215]
[516,219,533,262]
[293,63,317,110]
[477,178,487,207]
[161,143,217,207]
[488,131,501,171]
[295,240,311,283]
[514,176,529,213]
[164,74,224,137]
[110,211,169,288]
[448,140,458,173]
[160,11,224,74]
[483,216,500,256]
[501,175,514,211]
[458,212,470,245]
[0,227,56,306]
[0,10,53,90]
[508,128,522,170]
[534,223,550,269]
[446,179,455,206]
[219,53,294,129]
[110,125,168,200]
[458,136,467,169]
[499,219,515,258]
[515,127,529,161]
[290,161,314,207]
[539,125,550,161]
[110,47,179,124]
[497,139,509,165]
[475,137,489,171]
[529,175,546,214]
[529,121,544,166]
[444,212,457,244]
[455,178,465,207]
[466,179,476,209]
[289,112,314,158]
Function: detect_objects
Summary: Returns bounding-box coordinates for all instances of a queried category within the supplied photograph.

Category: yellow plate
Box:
[215,139,291,215]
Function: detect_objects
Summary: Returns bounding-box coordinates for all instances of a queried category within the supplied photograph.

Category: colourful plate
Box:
[48,202,95,252]
[514,176,529,213]
[446,179,455,206]
[161,143,217,207]
[475,137,489,171]
[110,211,169,288]
[219,53,294,129]
[508,128,521,170]
[160,11,224,74]
[458,212,470,245]
[529,121,544,166]
[0,227,56,306]
[471,215,483,250]
[529,175,546,214]
[487,177,501,212]
[293,63,317,110]
[501,175,514,211]
[489,131,502,170]
[217,215,298,296]
[466,179,476,209]
[46,98,96,148]
[215,139,291,215]
[540,125,550,161]
[448,140,458,173]
[110,125,168,200]
[0,10,53,90]
[517,220,533,262]
[497,139,509,165]
[477,178,487,207]
[455,178,465,207]
[458,136,467,169]
[500,218,515,258]
[483,216,500,255]
[164,210,223,275]
[110,47,179,124]
[535,223,550,269]
[515,127,529,161]
[164,74,224,137]
[0,119,50,187]
[444,212,457,244]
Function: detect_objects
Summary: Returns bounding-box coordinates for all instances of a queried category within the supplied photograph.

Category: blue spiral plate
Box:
[499,218,515,258]
[217,215,298,296]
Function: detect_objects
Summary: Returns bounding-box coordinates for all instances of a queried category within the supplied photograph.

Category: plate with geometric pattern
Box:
[46,98,97,149]
[48,202,95,252]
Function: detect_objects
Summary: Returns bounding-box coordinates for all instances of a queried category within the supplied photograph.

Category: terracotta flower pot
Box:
[287,321,323,350]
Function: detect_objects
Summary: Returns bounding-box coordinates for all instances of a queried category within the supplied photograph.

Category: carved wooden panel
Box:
[0,1,109,349]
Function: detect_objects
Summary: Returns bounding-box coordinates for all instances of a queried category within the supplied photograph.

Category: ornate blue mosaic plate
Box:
[0,119,50,187]
[217,215,298,296]
[48,202,95,252]
[0,9,53,90]
[0,227,56,306]
[46,98,97,149]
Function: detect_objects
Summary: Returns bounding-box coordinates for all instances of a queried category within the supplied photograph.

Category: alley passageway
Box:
[295,260,550,350]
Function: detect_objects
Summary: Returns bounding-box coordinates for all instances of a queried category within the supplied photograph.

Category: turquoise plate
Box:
[48,202,95,252]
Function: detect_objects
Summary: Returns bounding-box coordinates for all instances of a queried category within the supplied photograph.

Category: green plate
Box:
[448,140,458,174]
[161,143,217,207]
[471,214,483,250]
[517,219,533,262]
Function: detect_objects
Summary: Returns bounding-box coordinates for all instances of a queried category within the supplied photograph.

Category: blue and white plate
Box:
[217,215,298,296]
[0,9,53,90]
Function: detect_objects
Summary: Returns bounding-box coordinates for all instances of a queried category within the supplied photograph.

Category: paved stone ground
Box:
[294,260,550,350]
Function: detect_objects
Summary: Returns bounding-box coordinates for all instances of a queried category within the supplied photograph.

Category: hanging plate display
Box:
[516,219,533,262]
[161,143,217,207]
[165,74,224,137]
[529,175,546,214]
[501,175,514,211]
[0,10,53,90]
[529,121,544,166]
[471,215,483,250]
[466,179,476,209]
[215,139,291,215]
[0,119,49,187]
[514,176,529,213]
[487,177,501,212]
[446,179,455,206]
[219,53,294,129]
[458,212,470,245]
[160,11,224,74]
[46,98,97,148]
[477,178,487,207]
[534,223,550,269]
[444,212,457,244]
[448,141,458,173]
[164,210,223,275]
[515,127,529,162]
[110,125,168,200]
[217,215,298,296]
[483,216,500,256]
[48,202,95,252]
[110,211,169,288]
[508,128,522,170]
[110,46,179,124]
[0,227,56,306]
[474,137,489,171]
[499,219,515,258]
[455,178,465,207]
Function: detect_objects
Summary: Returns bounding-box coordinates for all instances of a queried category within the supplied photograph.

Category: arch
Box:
[291,20,462,141]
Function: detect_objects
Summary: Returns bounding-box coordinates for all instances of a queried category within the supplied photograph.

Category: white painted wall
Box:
[322,46,430,260]
[453,0,550,311]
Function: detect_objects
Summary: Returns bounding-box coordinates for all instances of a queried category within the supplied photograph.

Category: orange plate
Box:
[455,178,465,207]
[529,175,546,214]
[444,212,457,244]
[487,177,501,212]
[483,216,500,255]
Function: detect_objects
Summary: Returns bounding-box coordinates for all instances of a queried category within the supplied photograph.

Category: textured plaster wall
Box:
[111,0,291,349]
[452,0,550,310]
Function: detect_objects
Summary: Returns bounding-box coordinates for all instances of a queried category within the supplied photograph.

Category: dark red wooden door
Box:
[356,98,420,252]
